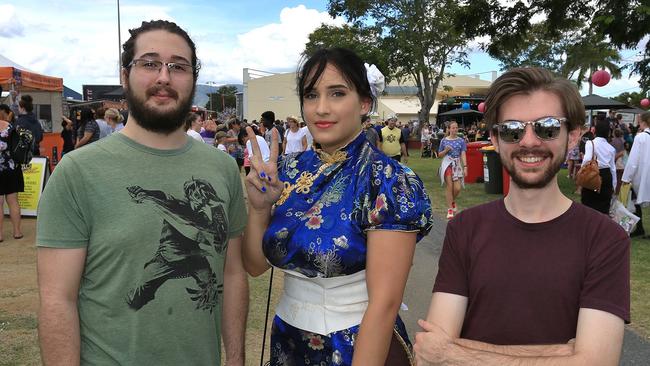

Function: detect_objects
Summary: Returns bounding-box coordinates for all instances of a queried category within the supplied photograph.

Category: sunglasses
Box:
[494,117,567,143]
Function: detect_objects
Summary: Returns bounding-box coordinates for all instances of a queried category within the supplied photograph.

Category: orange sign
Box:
[0,66,63,92]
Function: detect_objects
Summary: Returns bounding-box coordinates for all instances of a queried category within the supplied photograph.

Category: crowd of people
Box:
[0,18,648,366]
[571,110,650,238]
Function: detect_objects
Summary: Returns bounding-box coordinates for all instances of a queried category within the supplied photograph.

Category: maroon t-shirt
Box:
[433,199,630,345]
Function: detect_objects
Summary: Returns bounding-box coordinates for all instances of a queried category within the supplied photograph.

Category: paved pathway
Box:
[398,215,650,365]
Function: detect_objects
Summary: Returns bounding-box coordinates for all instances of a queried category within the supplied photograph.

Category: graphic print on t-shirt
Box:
[124,178,228,312]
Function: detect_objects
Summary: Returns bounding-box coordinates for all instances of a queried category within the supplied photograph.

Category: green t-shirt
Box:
[37,133,247,365]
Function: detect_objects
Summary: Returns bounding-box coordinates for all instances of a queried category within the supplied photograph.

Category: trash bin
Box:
[465,141,490,183]
[481,146,503,194]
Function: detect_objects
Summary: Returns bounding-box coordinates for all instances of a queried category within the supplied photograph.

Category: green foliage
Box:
[315,0,469,123]
[456,0,649,90]
[205,85,237,112]
[561,31,623,92]
[612,92,646,108]
[304,24,389,81]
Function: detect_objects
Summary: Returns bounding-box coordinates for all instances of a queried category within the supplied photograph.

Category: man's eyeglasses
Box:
[128,59,199,76]
[494,117,567,143]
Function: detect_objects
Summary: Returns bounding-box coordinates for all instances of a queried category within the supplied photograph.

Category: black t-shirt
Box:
[433,199,629,345]
[16,112,43,155]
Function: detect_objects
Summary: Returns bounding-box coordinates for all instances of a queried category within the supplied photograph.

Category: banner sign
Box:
[3,157,50,216]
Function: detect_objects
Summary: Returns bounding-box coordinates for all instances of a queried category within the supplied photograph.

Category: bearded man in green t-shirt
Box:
[36,20,248,366]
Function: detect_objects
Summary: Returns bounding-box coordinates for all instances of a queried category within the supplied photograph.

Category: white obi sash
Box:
[275,269,368,335]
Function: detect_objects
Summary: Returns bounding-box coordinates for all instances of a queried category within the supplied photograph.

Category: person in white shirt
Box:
[104,108,125,133]
[246,133,270,162]
[185,113,204,142]
[214,131,228,153]
[581,117,616,214]
[95,107,113,139]
[282,116,307,154]
[301,122,313,150]
[622,112,650,238]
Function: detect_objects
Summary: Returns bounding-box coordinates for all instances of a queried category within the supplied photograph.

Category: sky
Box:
[0,0,645,99]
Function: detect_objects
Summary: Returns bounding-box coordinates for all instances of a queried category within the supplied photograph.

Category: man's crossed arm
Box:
[413,292,624,366]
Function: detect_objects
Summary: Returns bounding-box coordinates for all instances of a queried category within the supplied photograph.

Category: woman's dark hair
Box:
[237,128,247,146]
[121,20,199,80]
[77,108,95,129]
[18,95,34,113]
[184,112,198,131]
[613,129,622,138]
[297,48,374,121]
[595,117,610,138]
[0,104,14,122]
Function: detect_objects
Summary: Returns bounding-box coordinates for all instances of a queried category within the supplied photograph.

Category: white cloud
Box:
[196,5,345,85]
[0,5,25,37]
[0,3,342,93]
[0,3,180,91]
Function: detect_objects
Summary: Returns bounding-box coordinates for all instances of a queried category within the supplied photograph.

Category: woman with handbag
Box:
[580,118,616,214]
[0,104,24,241]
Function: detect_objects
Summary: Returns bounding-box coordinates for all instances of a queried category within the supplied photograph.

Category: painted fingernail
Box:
[267,176,272,181]
[261,186,266,192]
[260,171,266,178]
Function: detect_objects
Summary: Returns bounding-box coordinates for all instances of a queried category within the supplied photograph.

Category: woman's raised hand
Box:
[245,127,283,211]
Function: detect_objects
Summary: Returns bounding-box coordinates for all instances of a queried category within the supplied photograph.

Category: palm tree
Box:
[562,32,622,94]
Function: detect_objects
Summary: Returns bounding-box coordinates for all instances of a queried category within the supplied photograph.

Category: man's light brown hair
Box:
[484,67,585,132]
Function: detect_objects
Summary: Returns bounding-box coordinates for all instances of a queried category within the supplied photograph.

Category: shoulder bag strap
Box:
[590,140,598,162]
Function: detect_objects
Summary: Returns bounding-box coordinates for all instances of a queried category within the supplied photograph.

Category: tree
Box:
[310,0,469,123]
[455,0,649,90]
[205,85,237,112]
[489,22,575,73]
[305,24,389,81]
[561,32,622,94]
[612,92,645,108]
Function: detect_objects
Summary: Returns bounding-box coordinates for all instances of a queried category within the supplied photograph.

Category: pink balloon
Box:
[641,98,650,108]
[478,102,486,113]
[591,70,611,87]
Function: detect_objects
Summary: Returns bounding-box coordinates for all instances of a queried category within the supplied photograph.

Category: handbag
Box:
[575,141,601,192]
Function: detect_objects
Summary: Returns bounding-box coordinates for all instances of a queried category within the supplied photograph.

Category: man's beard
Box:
[125,83,195,135]
[501,144,567,189]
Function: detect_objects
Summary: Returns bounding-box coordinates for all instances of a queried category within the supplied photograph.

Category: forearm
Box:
[435,343,582,366]
[75,136,90,148]
[454,338,574,357]
[38,300,80,366]
[352,302,401,366]
[242,209,271,276]
[221,270,248,365]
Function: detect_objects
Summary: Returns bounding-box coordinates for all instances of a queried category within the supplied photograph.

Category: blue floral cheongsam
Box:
[263,132,433,365]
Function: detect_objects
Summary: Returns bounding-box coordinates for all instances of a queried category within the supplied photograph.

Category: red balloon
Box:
[641,98,650,108]
[591,70,611,87]
[478,102,486,113]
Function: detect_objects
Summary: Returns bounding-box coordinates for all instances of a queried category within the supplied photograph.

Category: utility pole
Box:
[117,0,122,83]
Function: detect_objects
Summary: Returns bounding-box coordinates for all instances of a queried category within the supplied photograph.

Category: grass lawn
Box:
[408,151,650,339]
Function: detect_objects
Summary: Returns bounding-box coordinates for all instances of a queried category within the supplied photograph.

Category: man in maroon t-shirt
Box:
[414,68,630,365]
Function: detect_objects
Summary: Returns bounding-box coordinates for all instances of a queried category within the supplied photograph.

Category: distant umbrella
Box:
[581,94,629,109]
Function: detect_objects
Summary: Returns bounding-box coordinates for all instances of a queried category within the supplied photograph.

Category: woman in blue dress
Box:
[242,48,433,365]
[437,121,467,219]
